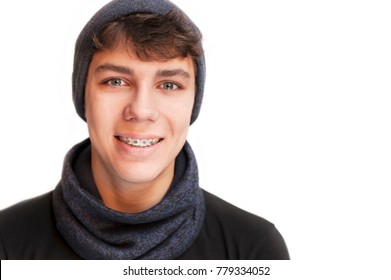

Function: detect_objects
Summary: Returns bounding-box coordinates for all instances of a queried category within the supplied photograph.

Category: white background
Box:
[0,0,390,267]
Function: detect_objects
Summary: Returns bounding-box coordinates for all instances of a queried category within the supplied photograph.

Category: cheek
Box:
[85,89,120,123]
[85,92,115,137]
[85,92,99,127]
[171,103,193,137]
[171,101,193,127]
[176,92,195,117]
[84,83,96,122]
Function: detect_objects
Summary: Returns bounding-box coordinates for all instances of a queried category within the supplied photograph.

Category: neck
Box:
[98,179,172,213]
[91,157,175,214]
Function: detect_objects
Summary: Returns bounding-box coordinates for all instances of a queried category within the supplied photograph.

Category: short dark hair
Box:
[92,11,204,62]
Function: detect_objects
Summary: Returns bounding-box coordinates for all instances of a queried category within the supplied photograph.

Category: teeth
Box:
[118,136,160,147]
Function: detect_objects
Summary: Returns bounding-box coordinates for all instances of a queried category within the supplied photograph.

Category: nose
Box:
[122,86,159,122]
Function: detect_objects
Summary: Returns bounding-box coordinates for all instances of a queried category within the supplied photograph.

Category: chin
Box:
[116,164,170,186]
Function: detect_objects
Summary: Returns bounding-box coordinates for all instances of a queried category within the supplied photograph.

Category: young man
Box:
[0,0,289,259]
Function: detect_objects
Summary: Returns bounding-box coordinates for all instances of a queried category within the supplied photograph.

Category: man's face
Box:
[84,43,195,190]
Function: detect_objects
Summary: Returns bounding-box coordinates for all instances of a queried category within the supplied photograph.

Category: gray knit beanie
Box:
[72,0,205,124]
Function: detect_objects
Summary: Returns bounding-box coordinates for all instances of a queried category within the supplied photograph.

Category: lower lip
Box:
[114,137,162,157]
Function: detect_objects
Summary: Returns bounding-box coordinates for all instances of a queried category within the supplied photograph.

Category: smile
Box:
[116,136,162,147]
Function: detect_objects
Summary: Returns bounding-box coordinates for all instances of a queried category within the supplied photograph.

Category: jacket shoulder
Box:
[0,192,80,259]
[203,190,273,232]
[0,192,54,231]
[179,190,290,260]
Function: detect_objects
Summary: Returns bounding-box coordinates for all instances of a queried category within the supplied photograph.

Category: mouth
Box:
[115,136,163,148]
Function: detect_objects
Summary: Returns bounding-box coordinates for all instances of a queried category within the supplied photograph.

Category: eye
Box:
[106,78,127,87]
[160,82,179,91]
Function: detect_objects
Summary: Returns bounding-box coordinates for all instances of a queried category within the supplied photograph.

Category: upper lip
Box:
[115,132,163,140]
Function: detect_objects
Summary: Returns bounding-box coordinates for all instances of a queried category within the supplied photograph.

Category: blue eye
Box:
[161,82,178,90]
[107,78,126,87]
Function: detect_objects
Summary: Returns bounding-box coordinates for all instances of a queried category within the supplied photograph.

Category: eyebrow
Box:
[155,69,191,79]
[95,63,133,75]
[94,63,191,79]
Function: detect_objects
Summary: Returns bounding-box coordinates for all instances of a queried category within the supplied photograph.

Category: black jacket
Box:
[0,190,289,260]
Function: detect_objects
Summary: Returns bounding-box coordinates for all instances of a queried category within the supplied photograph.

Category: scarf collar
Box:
[53,138,205,259]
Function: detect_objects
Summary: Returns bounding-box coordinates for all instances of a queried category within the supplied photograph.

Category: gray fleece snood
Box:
[72,0,206,124]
